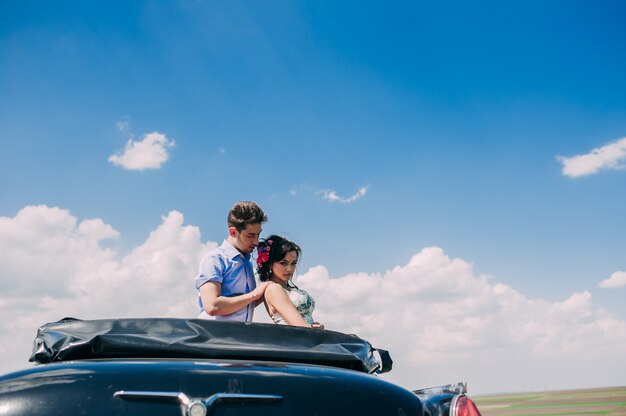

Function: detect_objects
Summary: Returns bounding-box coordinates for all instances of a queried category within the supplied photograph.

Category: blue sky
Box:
[1,1,625,394]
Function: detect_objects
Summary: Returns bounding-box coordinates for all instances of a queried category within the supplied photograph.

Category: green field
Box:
[473,387,626,416]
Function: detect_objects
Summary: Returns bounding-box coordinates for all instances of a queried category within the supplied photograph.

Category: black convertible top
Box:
[29,318,392,374]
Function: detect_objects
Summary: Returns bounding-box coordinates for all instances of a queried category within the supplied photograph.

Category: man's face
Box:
[230,223,262,254]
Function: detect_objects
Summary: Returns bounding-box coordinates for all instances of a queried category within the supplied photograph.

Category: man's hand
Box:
[251,281,271,305]
[201,281,271,316]
[311,322,325,330]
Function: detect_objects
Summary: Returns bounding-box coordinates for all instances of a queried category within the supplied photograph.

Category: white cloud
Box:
[116,121,131,133]
[0,206,215,374]
[1,206,625,395]
[289,183,312,196]
[290,184,368,203]
[297,247,626,394]
[321,186,368,203]
[599,271,626,289]
[557,137,626,178]
[0,205,119,297]
[109,131,176,170]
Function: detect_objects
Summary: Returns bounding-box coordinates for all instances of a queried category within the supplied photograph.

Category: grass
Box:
[473,387,626,416]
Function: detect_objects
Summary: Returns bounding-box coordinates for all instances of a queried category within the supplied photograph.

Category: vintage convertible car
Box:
[0,318,481,416]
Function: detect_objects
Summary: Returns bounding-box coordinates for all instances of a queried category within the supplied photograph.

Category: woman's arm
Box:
[265,283,310,327]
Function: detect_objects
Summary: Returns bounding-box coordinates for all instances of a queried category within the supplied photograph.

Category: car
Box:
[0,317,482,416]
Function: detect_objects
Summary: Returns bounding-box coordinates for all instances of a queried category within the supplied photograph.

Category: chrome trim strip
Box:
[114,390,191,405]
[413,381,467,395]
[205,393,283,406]
[114,390,282,416]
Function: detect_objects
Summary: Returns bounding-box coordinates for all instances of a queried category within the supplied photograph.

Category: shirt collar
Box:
[221,240,251,260]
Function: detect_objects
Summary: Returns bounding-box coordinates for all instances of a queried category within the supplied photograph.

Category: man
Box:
[195,201,270,322]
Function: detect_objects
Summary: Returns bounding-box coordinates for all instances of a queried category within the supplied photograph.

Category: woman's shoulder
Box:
[265,281,287,296]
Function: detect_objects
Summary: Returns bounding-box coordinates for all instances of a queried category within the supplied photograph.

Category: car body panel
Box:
[0,359,421,415]
[0,318,480,416]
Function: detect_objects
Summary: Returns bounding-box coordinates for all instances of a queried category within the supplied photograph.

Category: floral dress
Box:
[270,285,316,325]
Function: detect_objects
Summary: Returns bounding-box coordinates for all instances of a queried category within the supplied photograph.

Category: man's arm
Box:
[200,281,270,317]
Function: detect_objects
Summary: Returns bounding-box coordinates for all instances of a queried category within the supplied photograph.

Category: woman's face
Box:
[271,251,298,283]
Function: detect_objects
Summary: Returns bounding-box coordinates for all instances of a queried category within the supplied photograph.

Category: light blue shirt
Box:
[195,240,257,322]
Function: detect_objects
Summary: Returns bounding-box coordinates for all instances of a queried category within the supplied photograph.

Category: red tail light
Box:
[452,395,482,416]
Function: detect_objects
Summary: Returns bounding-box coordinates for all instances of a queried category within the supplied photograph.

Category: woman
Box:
[256,235,324,329]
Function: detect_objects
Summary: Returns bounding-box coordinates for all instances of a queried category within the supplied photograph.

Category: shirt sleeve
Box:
[195,252,227,289]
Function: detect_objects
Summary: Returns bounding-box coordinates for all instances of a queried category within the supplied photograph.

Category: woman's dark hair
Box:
[257,235,301,282]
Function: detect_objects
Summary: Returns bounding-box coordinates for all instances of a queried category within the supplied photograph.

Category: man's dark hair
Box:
[227,201,268,231]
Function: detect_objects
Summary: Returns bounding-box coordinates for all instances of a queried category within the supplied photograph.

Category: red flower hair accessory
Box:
[256,239,272,268]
